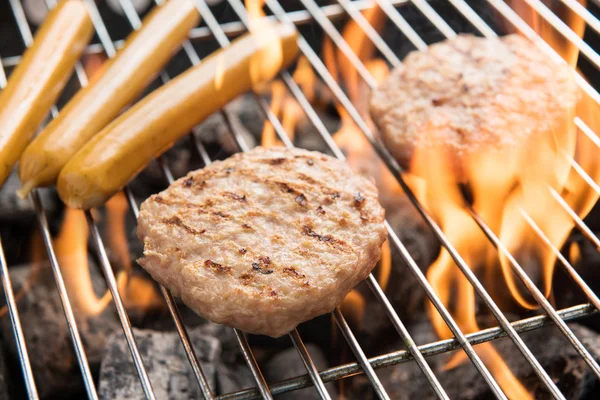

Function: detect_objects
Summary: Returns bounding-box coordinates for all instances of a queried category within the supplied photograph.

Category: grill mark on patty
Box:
[252,256,274,274]
[283,267,312,288]
[297,173,343,198]
[224,192,247,202]
[302,225,349,251]
[152,196,207,211]
[295,194,307,207]
[204,260,232,273]
[267,157,287,165]
[161,216,205,235]
[273,180,300,195]
[181,177,206,189]
[239,273,254,285]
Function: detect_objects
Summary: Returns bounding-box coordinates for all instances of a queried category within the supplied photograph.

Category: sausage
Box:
[0,0,93,188]
[57,23,300,209]
[18,0,200,197]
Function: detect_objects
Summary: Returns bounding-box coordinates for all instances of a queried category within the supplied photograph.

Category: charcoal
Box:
[225,94,265,140]
[0,172,60,264]
[0,262,120,398]
[352,323,600,400]
[0,171,58,223]
[264,344,336,400]
[98,328,220,400]
[0,339,10,399]
[194,323,256,394]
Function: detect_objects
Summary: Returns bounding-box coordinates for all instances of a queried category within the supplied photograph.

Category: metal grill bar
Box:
[0,58,38,400]
[486,0,600,105]
[415,0,600,384]
[4,0,100,396]
[192,0,375,397]
[448,0,600,251]
[31,190,100,399]
[80,0,276,397]
[561,0,600,35]
[0,0,410,68]
[218,303,596,400]
[353,0,600,386]
[0,238,37,399]
[263,0,552,397]
[524,0,600,69]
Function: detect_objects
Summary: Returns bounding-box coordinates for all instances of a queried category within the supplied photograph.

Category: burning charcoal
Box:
[264,344,337,399]
[98,328,219,399]
[352,323,600,400]
[1,262,121,398]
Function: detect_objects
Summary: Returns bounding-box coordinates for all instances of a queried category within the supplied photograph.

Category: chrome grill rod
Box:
[0,0,411,68]
[218,303,596,400]
[0,63,38,399]
[4,0,101,397]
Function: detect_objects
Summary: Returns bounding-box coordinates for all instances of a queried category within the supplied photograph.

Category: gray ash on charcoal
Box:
[99,328,219,399]
[264,344,337,400]
[99,323,255,398]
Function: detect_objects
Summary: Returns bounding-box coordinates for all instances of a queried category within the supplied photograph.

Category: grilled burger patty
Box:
[137,147,387,337]
[370,34,579,182]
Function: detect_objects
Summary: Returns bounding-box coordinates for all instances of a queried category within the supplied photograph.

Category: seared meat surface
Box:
[137,147,387,337]
[370,34,578,183]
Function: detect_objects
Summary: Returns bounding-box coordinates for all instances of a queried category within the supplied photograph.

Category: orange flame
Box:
[55,207,120,316]
[105,192,163,310]
[420,1,597,398]
[493,0,595,309]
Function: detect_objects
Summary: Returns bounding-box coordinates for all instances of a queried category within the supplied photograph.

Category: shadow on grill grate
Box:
[1,0,600,399]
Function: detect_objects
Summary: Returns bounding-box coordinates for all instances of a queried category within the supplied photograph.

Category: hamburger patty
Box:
[137,147,387,337]
[370,34,579,183]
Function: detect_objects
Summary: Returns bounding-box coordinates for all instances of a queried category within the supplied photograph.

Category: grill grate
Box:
[1,0,600,399]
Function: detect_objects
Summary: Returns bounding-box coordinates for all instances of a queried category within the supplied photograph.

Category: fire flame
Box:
[418,0,598,398]
[105,192,163,311]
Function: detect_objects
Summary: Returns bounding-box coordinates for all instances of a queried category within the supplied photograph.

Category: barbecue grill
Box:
[1,0,599,399]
